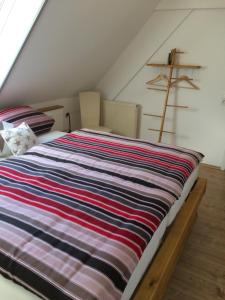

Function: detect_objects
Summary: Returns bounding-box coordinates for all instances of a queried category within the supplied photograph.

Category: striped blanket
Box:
[0,130,203,300]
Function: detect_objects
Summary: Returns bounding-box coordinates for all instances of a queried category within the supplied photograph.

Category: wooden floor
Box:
[163,165,225,300]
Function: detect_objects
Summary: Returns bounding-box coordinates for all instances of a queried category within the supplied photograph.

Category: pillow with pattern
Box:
[0,122,14,157]
[0,122,37,156]
[0,106,55,135]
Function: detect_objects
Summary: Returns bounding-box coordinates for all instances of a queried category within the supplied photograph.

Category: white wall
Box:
[97,0,225,167]
[0,0,159,105]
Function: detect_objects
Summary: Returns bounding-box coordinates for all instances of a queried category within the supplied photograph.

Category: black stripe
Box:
[25,151,177,198]
[0,175,154,242]
[2,158,170,212]
[4,111,54,134]
[30,122,54,135]
[79,130,204,163]
[46,142,186,186]
[0,213,127,291]
[64,135,193,173]
[0,253,73,300]
[1,206,132,281]
[5,111,44,122]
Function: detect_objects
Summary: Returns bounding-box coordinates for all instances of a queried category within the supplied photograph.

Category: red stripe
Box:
[0,185,142,257]
[70,133,194,168]
[0,106,31,118]
[59,137,190,177]
[0,172,149,246]
[0,167,160,230]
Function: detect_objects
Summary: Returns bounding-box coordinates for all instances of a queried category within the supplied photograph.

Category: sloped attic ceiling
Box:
[0,0,160,106]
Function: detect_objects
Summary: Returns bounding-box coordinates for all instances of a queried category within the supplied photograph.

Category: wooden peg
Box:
[144,114,162,118]
[148,128,175,134]
[148,88,167,92]
[167,104,189,109]
[162,130,176,134]
[148,128,160,132]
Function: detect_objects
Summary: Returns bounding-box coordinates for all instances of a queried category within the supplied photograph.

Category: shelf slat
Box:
[38,105,64,113]
[167,104,189,108]
[147,87,167,92]
[144,114,162,118]
[147,63,201,69]
[148,128,175,134]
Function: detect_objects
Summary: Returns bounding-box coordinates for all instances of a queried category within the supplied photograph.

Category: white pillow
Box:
[0,121,14,157]
[0,122,37,156]
[2,121,14,130]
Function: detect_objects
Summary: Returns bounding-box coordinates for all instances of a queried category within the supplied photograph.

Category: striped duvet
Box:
[0,130,203,300]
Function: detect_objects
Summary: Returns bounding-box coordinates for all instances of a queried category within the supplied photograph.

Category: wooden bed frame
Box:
[132,177,207,300]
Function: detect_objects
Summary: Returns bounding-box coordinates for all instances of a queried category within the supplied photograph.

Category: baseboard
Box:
[200,163,220,170]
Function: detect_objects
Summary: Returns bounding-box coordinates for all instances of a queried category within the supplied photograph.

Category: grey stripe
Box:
[0,195,138,263]
[0,176,152,243]
[0,206,132,281]
[8,156,172,208]
[0,237,106,300]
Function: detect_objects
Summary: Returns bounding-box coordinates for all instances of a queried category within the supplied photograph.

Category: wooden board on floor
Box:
[132,177,207,300]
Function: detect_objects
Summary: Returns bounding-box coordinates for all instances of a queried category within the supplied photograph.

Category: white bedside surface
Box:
[0,157,8,161]
[36,130,66,144]
[0,131,67,161]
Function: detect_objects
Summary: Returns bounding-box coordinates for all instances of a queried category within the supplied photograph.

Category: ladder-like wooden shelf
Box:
[147,63,201,69]
[145,48,201,143]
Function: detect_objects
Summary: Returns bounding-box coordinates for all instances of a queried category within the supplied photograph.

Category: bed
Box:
[0,129,205,300]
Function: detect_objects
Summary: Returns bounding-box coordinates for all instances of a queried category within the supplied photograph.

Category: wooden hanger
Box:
[170,75,199,90]
[146,74,168,86]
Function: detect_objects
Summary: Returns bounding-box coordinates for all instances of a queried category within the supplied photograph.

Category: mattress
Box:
[167,165,199,226]
[0,165,199,300]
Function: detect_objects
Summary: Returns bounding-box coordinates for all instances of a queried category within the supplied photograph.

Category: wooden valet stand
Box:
[144,48,201,143]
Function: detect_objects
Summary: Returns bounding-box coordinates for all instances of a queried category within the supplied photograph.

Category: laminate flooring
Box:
[164,165,225,300]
